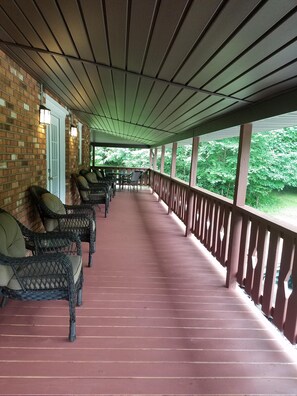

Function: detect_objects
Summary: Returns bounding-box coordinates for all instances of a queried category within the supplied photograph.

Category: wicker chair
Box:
[120,170,143,190]
[93,168,116,197]
[83,171,113,202]
[0,209,83,341]
[29,185,96,267]
[127,170,143,190]
[74,174,110,217]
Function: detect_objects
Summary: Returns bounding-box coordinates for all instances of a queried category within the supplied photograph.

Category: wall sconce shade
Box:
[70,124,78,137]
[39,105,51,124]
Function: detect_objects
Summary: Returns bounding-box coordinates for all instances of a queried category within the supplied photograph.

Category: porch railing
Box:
[150,170,297,345]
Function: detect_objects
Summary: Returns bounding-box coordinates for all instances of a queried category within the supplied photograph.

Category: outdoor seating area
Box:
[0,189,296,395]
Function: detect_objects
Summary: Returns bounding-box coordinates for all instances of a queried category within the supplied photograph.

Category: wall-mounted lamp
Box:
[69,112,78,137]
[70,124,78,137]
[39,104,51,125]
[39,83,51,125]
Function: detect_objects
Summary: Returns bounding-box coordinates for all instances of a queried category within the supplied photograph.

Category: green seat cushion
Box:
[41,193,66,231]
[85,172,98,184]
[0,212,26,286]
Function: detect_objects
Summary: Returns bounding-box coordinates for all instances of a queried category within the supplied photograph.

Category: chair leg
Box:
[77,288,83,306]
[88,251,92,267]
[0,296,8,308]
[69,320,76,342]
[68,290,77,342]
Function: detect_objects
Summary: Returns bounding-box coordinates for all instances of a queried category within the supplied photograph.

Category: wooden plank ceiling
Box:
[1,0,297,147]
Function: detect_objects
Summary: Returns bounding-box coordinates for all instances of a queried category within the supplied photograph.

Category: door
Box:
[47,114,60,196]
[45,95,66,202]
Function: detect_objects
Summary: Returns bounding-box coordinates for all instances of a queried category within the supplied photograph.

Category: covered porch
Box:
[0,188,296,395]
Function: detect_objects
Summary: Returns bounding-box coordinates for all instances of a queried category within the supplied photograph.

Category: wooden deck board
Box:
[0,189,296,395]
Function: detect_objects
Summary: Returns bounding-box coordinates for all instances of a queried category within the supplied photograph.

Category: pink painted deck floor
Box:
[0,189,297,395]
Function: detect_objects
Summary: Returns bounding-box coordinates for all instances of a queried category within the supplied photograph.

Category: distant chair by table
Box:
[120,170,143,190]
[93,168,116,197]
[29,185,96,267]
[82,171,113,201]
[0,209,83,341]
[73,174,110,217]
[128,170,143,190]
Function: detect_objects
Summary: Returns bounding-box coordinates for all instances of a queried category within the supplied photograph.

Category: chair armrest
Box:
[64,205,96,218]
[17,220,82,256]
[89,185,109,195]
[0,253,76,291]
[32,231,82,256]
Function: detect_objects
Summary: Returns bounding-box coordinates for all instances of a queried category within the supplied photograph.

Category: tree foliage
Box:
[94,147,150,168]
[92,127,297,208]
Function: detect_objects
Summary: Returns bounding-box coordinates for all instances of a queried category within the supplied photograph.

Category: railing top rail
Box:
[237,204,297,237]
[151,169,297,237]
[151,170,233,206]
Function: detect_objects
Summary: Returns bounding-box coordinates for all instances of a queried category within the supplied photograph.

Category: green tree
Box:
[247,128,297,206]
[197,138,239,198]
[94,147,150,167]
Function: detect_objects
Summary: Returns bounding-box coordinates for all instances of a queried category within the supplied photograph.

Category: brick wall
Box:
[0,50,90,230]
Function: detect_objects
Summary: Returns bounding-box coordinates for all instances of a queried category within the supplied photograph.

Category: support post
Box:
[149,149,153,169]
[226,123,252,288]
[159,145,166,201]
[92,145,95,167]
[160,145,165,173]
[168,143,177,214]
[153,148,157,170]
[185,137,199,236]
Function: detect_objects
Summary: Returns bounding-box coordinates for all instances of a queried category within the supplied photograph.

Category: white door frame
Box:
[45,95,67,203]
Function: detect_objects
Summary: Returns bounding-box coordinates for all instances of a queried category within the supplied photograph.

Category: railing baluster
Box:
[221,207,231,266]
[237,215,250,286]
[211,202,219,257]
[215,203,223,262]
[262,230,280,317]
[245,220,259,295]
[251,223,268,305]
[284,244,297,343]
[274,235,294,331]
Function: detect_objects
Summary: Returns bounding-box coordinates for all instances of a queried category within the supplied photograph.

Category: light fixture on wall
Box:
[39,104,51,124]
[70,124,78,137]
[39,83,51,125]
[69,112,78,137]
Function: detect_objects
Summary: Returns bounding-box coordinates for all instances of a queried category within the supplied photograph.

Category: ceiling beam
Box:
[0,40,251,103]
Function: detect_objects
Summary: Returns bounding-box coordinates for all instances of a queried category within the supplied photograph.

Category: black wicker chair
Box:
[0,209,83,341]
[74,174,110,217]
[93,168,116,197]
[83,171,113,202]
[29,185,96,267]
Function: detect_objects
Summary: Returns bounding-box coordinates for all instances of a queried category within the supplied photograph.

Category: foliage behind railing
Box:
[149,170,297,344]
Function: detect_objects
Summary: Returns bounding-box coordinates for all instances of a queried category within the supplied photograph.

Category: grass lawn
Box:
[258,189,297,226]
[260,190,297,213]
